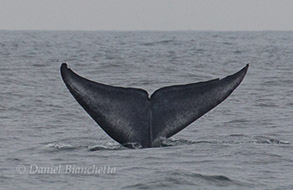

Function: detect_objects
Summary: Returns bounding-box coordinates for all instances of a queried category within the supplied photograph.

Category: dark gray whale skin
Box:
[61,63,248,148]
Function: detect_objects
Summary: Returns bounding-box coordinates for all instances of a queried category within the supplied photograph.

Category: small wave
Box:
[160,138,196,147]
[45,136,291,152]
[195,48,205,53]
[223,42,232,45]
[169,170,233,182]
[143,39,175,46]
[169,171,245,187]
[6,157,22,162]
[88,143,124,151]
[227,119,249,124]
[162,137,291,146]
[262,79,293,86]
[234,50,242,54]
[123,171,239,190]
[45,143,77,150]
[31,63,47,67]
[160,138,248,146]
[253,136,290,145]
[254,139,290,144]
[229,134,248,137]
[90,139,195,150]
[194,173,232,182]
[255,102,279,108]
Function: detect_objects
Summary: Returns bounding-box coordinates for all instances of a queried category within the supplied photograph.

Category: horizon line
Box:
[0,29,293,32]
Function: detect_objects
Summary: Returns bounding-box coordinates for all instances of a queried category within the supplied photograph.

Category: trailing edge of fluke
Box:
[61,63,248,148]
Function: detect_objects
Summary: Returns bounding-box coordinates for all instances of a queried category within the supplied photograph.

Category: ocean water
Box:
[0,31,292,190]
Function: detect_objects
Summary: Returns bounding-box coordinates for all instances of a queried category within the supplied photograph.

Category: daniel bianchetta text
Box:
[16,164,116,175]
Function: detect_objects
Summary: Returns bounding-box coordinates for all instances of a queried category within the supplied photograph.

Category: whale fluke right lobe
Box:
[150,64,249,143]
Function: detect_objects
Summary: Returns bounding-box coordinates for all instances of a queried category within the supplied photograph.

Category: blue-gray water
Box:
[1,31,292,190]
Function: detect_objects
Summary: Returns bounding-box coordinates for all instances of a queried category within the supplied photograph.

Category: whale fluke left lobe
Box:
[61,63,152,147]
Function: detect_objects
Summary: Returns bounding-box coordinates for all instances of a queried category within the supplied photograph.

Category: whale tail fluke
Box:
[61,63,248,148]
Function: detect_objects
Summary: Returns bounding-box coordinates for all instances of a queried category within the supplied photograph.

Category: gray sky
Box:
[0,0,292,31]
